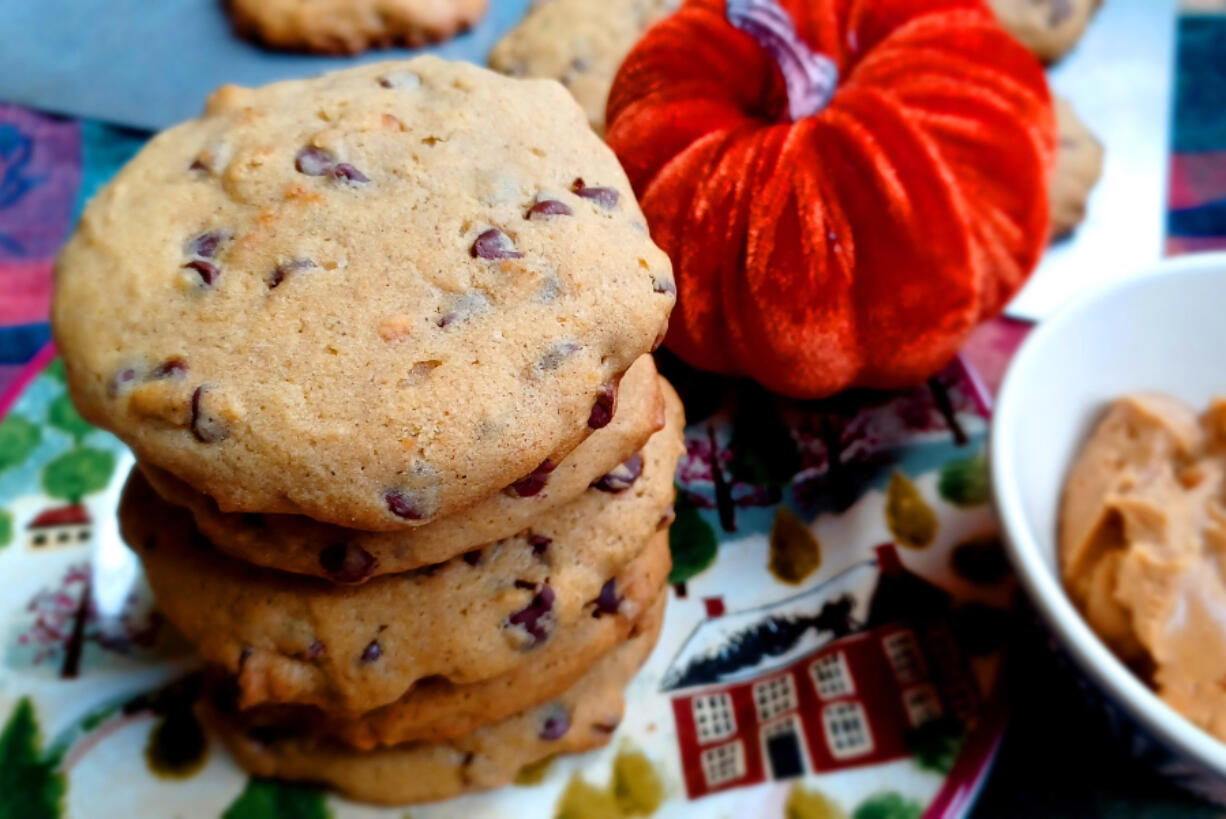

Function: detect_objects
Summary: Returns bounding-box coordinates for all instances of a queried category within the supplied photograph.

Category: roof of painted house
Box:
[27,504,91,528]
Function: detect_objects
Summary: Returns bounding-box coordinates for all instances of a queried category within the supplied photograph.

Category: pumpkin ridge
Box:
[607,0,1054,398]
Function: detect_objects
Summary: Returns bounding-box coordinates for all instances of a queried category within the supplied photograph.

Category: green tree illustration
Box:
[47,395,94,445]
[42,359,66,384]
[0,415,41,474]
[937,449,989,508]
[0,698,66,819]
[852,792,923,819]
[0,509,12,550]
[222,779,330,819]
[668,491,718,585]
[41,448,115,504]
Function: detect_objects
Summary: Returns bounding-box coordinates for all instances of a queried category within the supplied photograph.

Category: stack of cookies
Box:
[51,57,682,805]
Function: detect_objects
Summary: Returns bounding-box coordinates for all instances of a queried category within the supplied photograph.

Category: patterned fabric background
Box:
[1,5,1225,818]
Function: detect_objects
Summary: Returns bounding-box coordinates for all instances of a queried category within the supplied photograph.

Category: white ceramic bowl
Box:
[991,251,1226,789]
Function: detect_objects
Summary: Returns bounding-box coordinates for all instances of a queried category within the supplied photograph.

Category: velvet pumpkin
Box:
[606,0,1055,398]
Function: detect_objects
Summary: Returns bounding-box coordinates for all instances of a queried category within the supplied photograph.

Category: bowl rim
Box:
[991,250,1226,776]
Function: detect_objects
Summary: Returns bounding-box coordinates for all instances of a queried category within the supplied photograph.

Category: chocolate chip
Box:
[360,639,382,663]
[514,579,538,590]
[462,549,483,566]
[189,158,208,172]
[539,707,570,740]
[592,578,620,617]
[507,583,555,646]
[538,342,579,371]
[528,534,551,558]
[471,228,523,260]
[295,146,334,176]
[107,367,140,398]
[307,640,326,659]
[652,277,677,296]
[526,199,573,219]
[149,357,188,380]
[510,459,556,497]
[593,453,643,493]
[188,230,228,259]
[184,259,219,286]
[269,258,316,289]
[385,489,425,520]
[571,178,619,209]
[587,384,616,429]
[330,163,369,184]
[318,543,377,583]
[190,385,228,443]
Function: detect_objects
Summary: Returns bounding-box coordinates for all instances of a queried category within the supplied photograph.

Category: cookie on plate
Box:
[140,356,666,580]
[488,0,680,134]
[119,391,682,711]
[1049,95,1104,240]
[201,599,665,805]
[989,0,1101,63]
[228,0,488,55]
[257,590,666,748]
[54,57,675,531]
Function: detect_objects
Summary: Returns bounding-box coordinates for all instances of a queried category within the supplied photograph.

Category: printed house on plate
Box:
[26,504,92,550]
[663,544,979,799]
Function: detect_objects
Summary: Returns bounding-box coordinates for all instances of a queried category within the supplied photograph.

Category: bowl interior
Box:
[992,252,1226,773]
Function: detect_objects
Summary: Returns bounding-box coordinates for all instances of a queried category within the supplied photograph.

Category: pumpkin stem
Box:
[726,0,838,121]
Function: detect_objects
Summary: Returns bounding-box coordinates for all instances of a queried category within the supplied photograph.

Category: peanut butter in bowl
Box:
[1061,392,1226,741]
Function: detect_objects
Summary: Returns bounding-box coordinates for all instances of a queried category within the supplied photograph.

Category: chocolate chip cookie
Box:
[1049,95,1104,239]
[54,57,676,531]
[140,356,665,580]
[120,386,683,712]
[201,602,664,805]
[488,0,680,134]
[228,0,488,54]
[989,0,1101,63]
[312,587,666,747]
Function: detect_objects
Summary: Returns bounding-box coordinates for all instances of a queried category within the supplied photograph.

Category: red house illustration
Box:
[26,504,92,550]
[663,544,978,799]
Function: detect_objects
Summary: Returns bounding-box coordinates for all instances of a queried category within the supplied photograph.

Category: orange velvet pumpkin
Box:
[607,0,1055,398]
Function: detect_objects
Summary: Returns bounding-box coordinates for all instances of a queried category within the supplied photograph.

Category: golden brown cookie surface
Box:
[202,601,665,805]
[228,0,488,54]
[120,385,683,711]
[989,0,1101,63]
[1049,96,1104,239]
[140,357,667,579]
[488,0,679,134]
[54,58,675,531]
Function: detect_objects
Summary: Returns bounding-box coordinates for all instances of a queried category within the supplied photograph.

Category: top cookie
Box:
[53,57,675,530]
[488,0,679,134]
[228,0,489,55]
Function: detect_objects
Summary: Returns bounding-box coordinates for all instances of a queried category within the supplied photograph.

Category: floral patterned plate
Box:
[0,348,1011,819]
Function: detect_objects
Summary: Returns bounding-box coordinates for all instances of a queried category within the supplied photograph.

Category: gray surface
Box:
[0,0,532,131]
[1006,0,1177,321]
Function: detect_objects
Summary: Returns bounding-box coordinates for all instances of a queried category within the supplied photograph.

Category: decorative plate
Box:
[0,346,1011,819]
